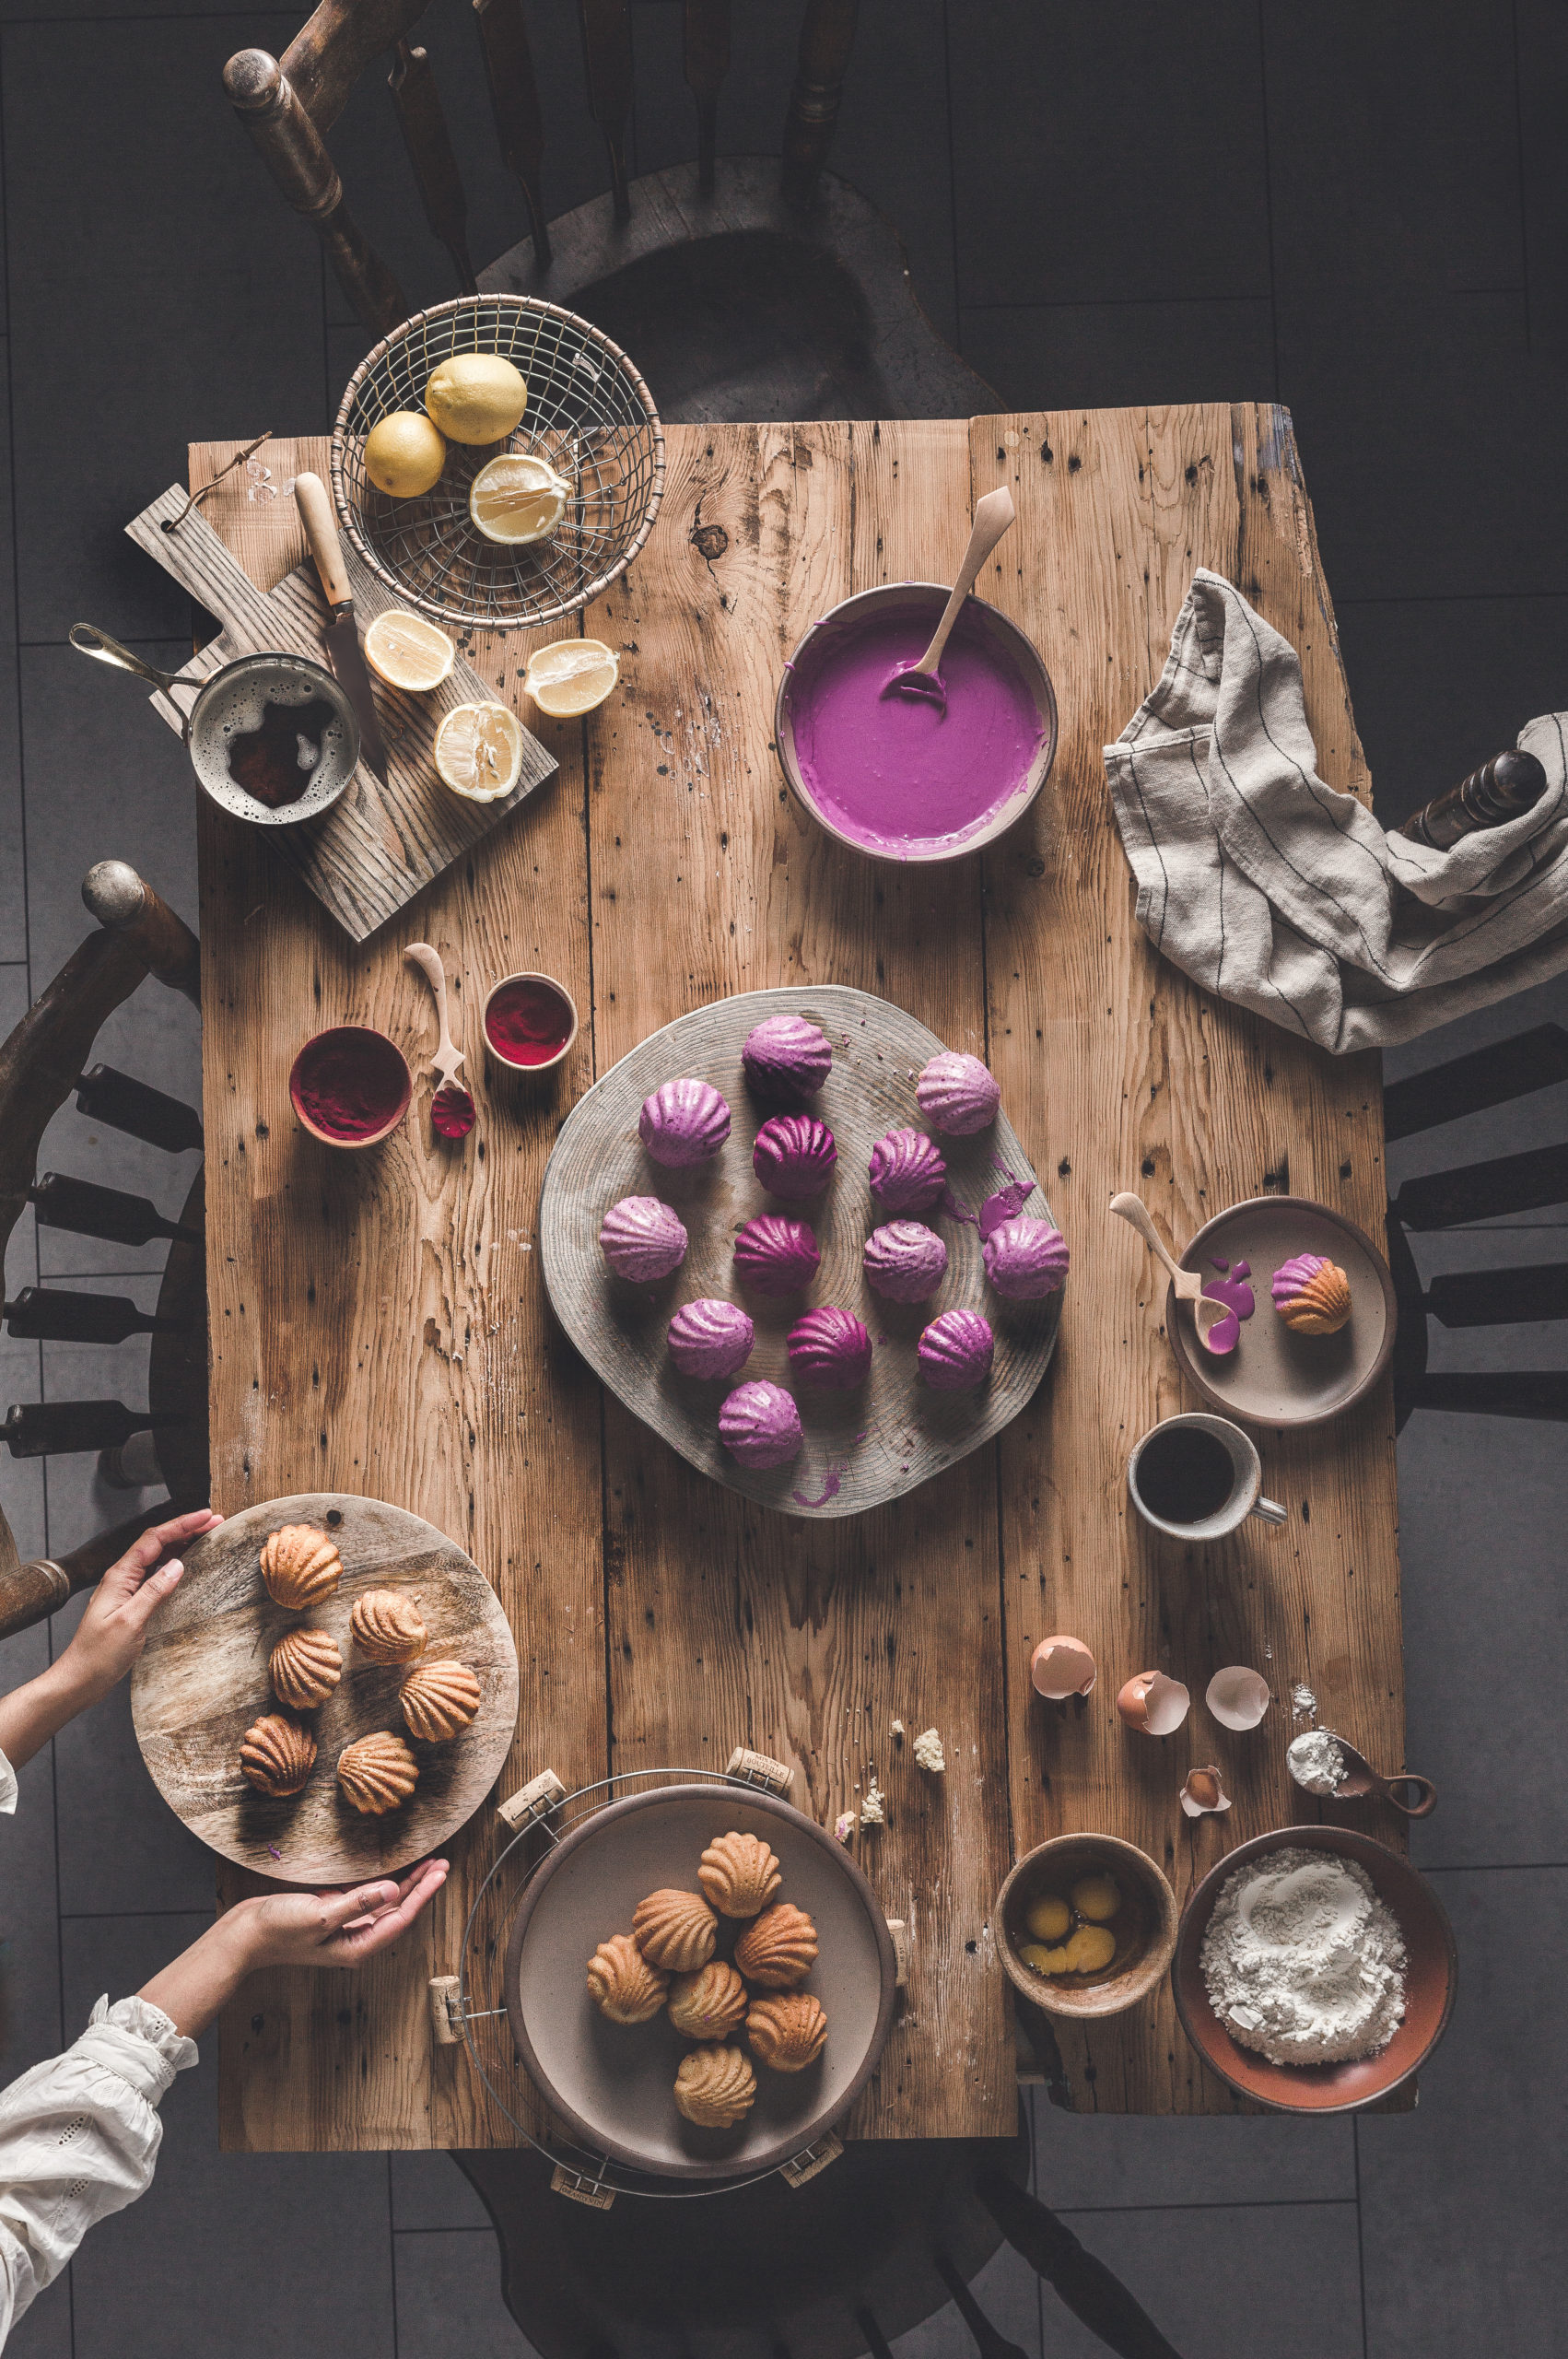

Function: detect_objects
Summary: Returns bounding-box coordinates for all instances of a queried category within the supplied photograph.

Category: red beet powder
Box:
[486,977,573,1067]
[290,1027,410,1140]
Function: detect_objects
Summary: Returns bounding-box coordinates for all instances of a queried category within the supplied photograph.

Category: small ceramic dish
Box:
[1173,1824,1457,2113]
[994,1833,1176,2018]
[483,970,579,1076]
[774,582,1058,865]
[1165,1194,1397,1430]
[288,1026,411,1148]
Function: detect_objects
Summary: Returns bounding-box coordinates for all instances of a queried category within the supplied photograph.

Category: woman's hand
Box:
[58,1508,224,1703]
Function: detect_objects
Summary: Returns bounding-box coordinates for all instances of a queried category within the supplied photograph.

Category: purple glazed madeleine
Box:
[916,1050,1000,1137]
[788,1306,872,1391]
[982,1215,1070,1302]
[599,1195,689,1281]
[719,1379,804,1469]
[638,1077,731,1168]
[863,1220,948,1303]
[868,1127,947,1215]
[753,1113,837,1201]
[741,1013,833,1100]
[918,1309,995,1391]
[733,1215,821,1296]
[1271,1251,1352,1336]
[667,1298,755,1379]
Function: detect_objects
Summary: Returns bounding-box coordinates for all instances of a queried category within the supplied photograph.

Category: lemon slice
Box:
[363,609,455,693]
[523,638,620,718]
[469,453,569,546]
[434,702,524,801]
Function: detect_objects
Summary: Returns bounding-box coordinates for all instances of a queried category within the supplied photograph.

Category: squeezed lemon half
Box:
[522,638,619,718]
[469,453,569,546]
[434,701,524,801]
[363,609,455,693]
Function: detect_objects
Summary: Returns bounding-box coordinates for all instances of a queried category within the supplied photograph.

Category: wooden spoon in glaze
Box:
[1108,1191,1228,1352]
[883,487,1017,710]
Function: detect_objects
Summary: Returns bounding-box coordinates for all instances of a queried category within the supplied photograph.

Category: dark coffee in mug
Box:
[1132,1425,1234,1525]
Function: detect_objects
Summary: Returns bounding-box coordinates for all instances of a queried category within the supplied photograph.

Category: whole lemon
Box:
[425,353,529,445]
[363,412,447,499]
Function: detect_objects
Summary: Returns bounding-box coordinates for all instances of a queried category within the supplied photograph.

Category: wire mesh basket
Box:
[332,295,664,633]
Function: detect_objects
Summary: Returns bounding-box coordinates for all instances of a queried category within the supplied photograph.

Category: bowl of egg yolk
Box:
[994,1834,1177,2018]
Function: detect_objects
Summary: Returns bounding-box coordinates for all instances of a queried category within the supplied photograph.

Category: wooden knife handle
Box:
[294,471,351,608]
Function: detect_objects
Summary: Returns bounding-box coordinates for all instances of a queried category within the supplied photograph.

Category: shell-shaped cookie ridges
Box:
[632,1885,719,1972]
[673,2042,757,2128]
[697,1830,783,1918]
[733,1900,819,1987]
[240,1713,317,1797]
[400,1658,481,1742]
[350,1587,427,1664]
[667,1960,749,2040]
[337,1731,420,1814]
[1272,1252,1352,1335]
[746,1990,828,2071]
[269,1625,343,1711]
[587,1932,670,2025]
[260,1523,343,1611]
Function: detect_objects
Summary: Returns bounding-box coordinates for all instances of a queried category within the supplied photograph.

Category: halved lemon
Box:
[434,701,524,802]
[363,609,455,693]
[469,453,569,546]
[522,638,619,719]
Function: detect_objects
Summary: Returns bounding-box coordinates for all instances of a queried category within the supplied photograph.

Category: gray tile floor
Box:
[0,4,1563,2354]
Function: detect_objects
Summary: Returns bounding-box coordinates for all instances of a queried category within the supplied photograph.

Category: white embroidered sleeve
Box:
[0,1747,17,1817]
[0,1996,198,2345]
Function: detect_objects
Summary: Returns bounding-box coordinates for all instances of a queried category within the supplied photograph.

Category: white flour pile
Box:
[1200,1848,1407,2065]
[1287,1728,1348,1794]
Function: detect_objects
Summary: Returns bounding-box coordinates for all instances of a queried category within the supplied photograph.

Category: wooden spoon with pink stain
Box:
[404,943,474,1140]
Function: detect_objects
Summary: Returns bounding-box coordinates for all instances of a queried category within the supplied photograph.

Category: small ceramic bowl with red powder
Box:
[289,1026,412,1149]
[484,971,579,1077]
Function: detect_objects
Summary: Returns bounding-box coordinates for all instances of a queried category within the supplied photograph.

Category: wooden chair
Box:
[223,1,997,422]
[455,2109,1183,2359]
[0,863,209,1643]
[1386,1022,1568,1425]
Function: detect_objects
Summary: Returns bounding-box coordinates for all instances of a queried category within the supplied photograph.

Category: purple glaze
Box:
[638,1077,731,1167]
[869,1127,947,1215]
[978,1175,1034,1237]
[792,1463,848,1509]
[941,1185,980,1229]
[788,1306,872,1391]
[789,604,1043,856]
[667,1297,755,1379]
[733,1215,821,1297]
[753,1113,837,1200]
[599,1194,689,1281]
[863,1220,948,1303]
[1272,1252,1330,1306]
[1201,1257,1256,1357]
[719,1379,803,1469]
[982,1215,1070,1301]
[741,1014,832,1100]
[917,1051,1000,1137]
[918,1309,995,1390]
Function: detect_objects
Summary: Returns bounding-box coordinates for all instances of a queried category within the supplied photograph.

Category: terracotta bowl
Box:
[504,1782,896,2181]
[288,1026,411,1149]
[995,1833,1176,2018]
[482,969,579,1077]
[1173,1824,1457,2113]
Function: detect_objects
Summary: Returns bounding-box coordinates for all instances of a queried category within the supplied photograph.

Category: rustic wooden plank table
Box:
[190,405,1406,2152]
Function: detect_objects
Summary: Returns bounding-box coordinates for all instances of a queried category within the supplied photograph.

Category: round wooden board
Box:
[130,1493,520,1885]
[539,985,1062,1517]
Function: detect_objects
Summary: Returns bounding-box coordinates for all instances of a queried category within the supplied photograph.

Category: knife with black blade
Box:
[294,471,391,784]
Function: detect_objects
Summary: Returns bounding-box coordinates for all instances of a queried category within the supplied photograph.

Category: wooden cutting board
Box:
[125,484,557,942]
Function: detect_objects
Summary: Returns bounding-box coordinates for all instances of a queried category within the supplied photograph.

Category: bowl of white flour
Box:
[1173,1826,1457,2112]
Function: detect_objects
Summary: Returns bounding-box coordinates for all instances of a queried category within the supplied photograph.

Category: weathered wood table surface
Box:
[189,406,1405,2152]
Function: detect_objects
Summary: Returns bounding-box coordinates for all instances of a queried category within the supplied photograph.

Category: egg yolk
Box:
[1019,1942,1072,1975]
[1071,1872,1120,1923]
[1024,1894,1071,1942]
[1063,1924,1117,1973]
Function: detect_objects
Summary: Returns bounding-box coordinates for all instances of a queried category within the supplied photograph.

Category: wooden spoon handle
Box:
[915,486,1016,676]
[294,471,351,609]
[1108,1191,1188,1286]
[404,942,460,1066]
[1379,1772,1438,1818]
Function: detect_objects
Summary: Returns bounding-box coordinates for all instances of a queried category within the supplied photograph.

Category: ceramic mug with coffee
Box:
[1127,1413,1286,1541]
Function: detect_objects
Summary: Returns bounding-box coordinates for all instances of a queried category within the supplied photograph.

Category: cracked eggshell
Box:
[1030,1636,1096,1700]
[1205,1666,1270,1731]
[1116,1671,1190,1737]
[1180,1765,1233,1816]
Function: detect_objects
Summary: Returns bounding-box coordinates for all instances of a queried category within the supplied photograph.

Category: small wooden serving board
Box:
[125,485,557,942]
[130,1493,521,1884]
[539,985,1063,1518]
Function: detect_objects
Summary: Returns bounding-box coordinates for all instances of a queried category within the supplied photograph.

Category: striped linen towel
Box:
[1103,568,1568,1054]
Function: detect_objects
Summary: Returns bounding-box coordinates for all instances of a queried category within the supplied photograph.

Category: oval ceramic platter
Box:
[539,986,1063,1518]
[131,1493,520,1884]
